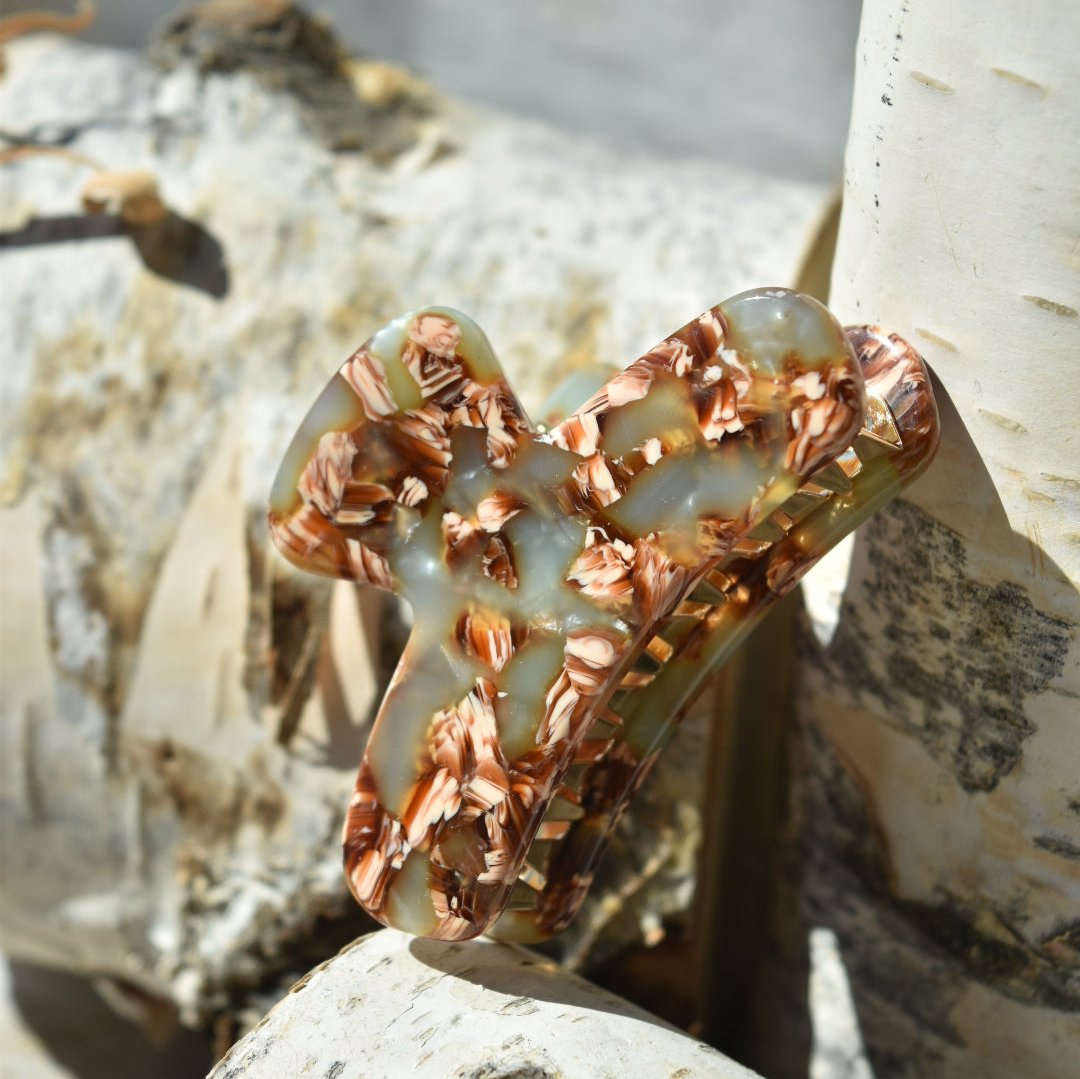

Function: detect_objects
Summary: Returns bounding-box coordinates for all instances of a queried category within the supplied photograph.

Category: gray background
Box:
[17,0,864,182]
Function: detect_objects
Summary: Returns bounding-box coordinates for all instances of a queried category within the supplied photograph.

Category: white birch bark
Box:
[210,928,757,1079]
[760,2,1080,1076]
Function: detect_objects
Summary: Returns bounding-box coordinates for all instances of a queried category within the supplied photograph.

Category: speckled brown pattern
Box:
[512,325,940,940]
[268,290,937,941]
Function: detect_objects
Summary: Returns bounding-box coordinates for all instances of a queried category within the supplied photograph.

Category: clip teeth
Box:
[599,706,624,728]
[518,862,548,893]
[673,598,714,619]
[553,784,584,808]
[644,635,675,663]
[807,460,854,494]
[535,819,573,842]
[836,446,864,479]
[573,738,615,764]
[728,536,776,558]
[864,393,903,446]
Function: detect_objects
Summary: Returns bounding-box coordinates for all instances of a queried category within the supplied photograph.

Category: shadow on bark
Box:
[7,960,212,1079]
[409,935,686,1036]
[0,210,229,298]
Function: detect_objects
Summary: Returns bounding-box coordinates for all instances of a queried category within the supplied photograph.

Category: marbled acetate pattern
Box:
[268,289,938,941]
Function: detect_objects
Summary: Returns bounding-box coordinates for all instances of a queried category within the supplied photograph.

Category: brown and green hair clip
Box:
[268,288,939,942]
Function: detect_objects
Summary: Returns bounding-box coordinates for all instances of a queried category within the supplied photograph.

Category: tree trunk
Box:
[754,2,1080,1075]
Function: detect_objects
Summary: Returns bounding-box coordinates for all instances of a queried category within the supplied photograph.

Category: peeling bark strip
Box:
[826,500,1073,792]
[270,296,940,943]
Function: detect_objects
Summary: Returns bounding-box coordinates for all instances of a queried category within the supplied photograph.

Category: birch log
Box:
[755,2,1080,1076]
[210,928,756,1079]
[0,17,834,1028]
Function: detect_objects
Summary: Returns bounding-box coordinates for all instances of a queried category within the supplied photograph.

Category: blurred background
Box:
[60,0,861,180]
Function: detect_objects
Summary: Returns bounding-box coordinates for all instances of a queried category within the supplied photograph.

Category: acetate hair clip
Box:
[268,288,939,942]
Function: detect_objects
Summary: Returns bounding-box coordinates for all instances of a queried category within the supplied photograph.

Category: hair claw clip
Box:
[269,288,939,942]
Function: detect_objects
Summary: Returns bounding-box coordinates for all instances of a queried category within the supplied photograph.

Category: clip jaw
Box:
[268,289,939,942]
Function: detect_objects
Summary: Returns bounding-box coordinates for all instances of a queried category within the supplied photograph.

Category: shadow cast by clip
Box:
[408,934,687,1037]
